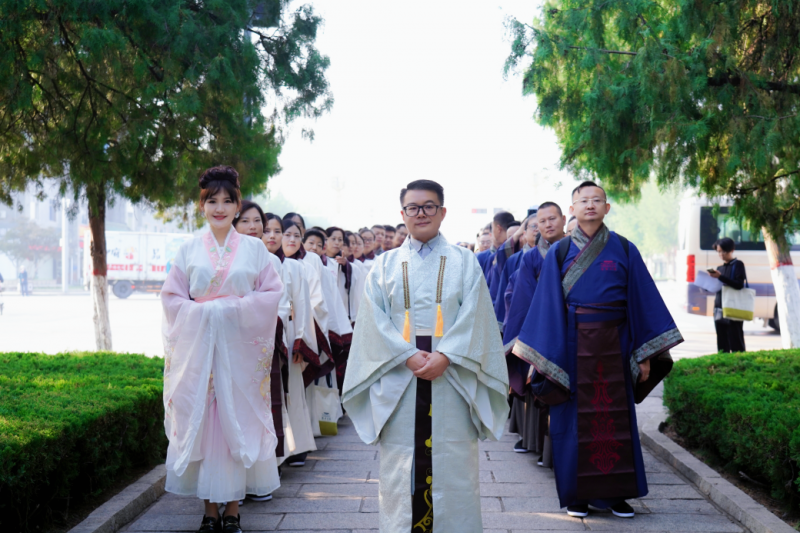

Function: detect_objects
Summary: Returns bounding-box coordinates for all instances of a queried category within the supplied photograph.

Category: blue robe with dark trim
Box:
[502,270,517,330]
[513,227,682,508]
[493,250,525,329]
[488,238,521,303]
[476,250,493,279]
[502,248,546,351]
[501,246,548,394]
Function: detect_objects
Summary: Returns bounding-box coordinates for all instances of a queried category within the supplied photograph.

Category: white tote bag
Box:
[721,262,755,321]
[307,373,342,437]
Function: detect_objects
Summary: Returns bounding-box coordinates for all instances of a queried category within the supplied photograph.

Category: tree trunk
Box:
[88,186,113,351]
[762,227,800,348]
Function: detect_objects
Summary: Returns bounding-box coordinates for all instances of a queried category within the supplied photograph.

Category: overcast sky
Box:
[261,0,583,242]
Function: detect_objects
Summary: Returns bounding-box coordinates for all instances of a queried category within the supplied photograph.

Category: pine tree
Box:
[0,0,331,349]
[506,0,800,346]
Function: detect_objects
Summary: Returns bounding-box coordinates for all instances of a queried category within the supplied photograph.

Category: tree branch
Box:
[744,114,797,121]
[734,169,800,195]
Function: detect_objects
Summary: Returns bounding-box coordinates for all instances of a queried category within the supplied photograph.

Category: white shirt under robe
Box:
[342,234,510,533]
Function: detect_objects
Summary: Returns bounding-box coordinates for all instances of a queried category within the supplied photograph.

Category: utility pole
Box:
[61,198,68,293]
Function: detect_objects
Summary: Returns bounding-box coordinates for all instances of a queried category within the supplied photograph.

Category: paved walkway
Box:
[120,393,746,533]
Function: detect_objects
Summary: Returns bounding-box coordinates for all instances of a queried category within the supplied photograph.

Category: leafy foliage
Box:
[664,350,800,510]
[505,0,800,243]
[0,0,332,210]
[0,352,166,532]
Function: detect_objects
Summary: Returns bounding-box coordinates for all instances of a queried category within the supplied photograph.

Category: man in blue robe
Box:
[503,203,566,457]
[513,182,683,519]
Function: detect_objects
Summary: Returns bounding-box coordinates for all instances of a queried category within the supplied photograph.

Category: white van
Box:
[676,196,800,330]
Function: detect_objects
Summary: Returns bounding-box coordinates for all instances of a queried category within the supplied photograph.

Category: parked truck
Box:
[83,231,193,298]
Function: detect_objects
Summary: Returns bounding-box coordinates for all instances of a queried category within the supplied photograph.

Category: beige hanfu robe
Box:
[343,234,509,533]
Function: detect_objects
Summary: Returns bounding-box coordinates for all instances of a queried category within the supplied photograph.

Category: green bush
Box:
[664,349,800,510]
[0,352,167,532]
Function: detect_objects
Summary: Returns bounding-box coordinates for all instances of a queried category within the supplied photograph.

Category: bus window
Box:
[700,207,800,251]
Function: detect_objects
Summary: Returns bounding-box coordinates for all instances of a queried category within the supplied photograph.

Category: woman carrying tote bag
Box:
[709,237,748,352]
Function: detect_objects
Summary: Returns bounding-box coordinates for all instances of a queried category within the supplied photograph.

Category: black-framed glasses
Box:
[403,204,443,217]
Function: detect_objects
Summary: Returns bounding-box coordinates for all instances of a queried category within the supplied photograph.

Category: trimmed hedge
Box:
[664,349,800,510]
[0,352,167,532]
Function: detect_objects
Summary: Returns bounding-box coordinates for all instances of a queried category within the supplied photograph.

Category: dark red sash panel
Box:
[574,317,637,500]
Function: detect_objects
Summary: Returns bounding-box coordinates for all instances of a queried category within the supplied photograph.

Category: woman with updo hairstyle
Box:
[281,218,306,261]
[160,165,283,533]
[282,212,306,237]
[261,213,284,256]
[233,200,266,240]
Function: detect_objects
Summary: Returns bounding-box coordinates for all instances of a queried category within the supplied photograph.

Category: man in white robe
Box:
[343,180,509,533]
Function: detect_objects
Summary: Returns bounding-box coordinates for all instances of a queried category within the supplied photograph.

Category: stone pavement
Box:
[120,399,747,533]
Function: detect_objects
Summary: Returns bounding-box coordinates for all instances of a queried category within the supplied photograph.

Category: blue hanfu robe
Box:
[513,225,683,509]
[493,248,526,331]
[488,237,521,303]
[502,239,550,394]
[502,270,517,331]
[476,249,494,279]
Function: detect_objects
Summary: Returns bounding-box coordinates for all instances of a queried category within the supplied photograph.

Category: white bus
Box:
[676,196,800,331]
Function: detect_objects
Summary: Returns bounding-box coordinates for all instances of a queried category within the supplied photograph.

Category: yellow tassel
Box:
[435,304,444,337]
[403,310,411,342]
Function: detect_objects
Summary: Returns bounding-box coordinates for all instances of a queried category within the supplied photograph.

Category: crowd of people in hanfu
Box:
[162,165,683,533]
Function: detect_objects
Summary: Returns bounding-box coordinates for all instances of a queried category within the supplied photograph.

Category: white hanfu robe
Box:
[324,256,362,324]
[343,234,509,533]
[277,257,319,462]
[161,228,283,502]
[264,252,294,460]
[300,251,331,342]
[318,255,354,386]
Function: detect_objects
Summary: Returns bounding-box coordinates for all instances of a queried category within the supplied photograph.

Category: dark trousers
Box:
[715,317,746,353]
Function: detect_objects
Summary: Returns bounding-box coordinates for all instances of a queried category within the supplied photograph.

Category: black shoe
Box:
[513,439,529,453]
[537,455,544,466]
[247,493,272,502]
[567,504,589,517]
[287,452,307,466]
[221,514,242,533]
[610,501,635,518]
[198,515,221,533]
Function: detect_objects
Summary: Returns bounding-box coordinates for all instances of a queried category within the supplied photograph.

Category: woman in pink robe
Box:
[161,166,283,533]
